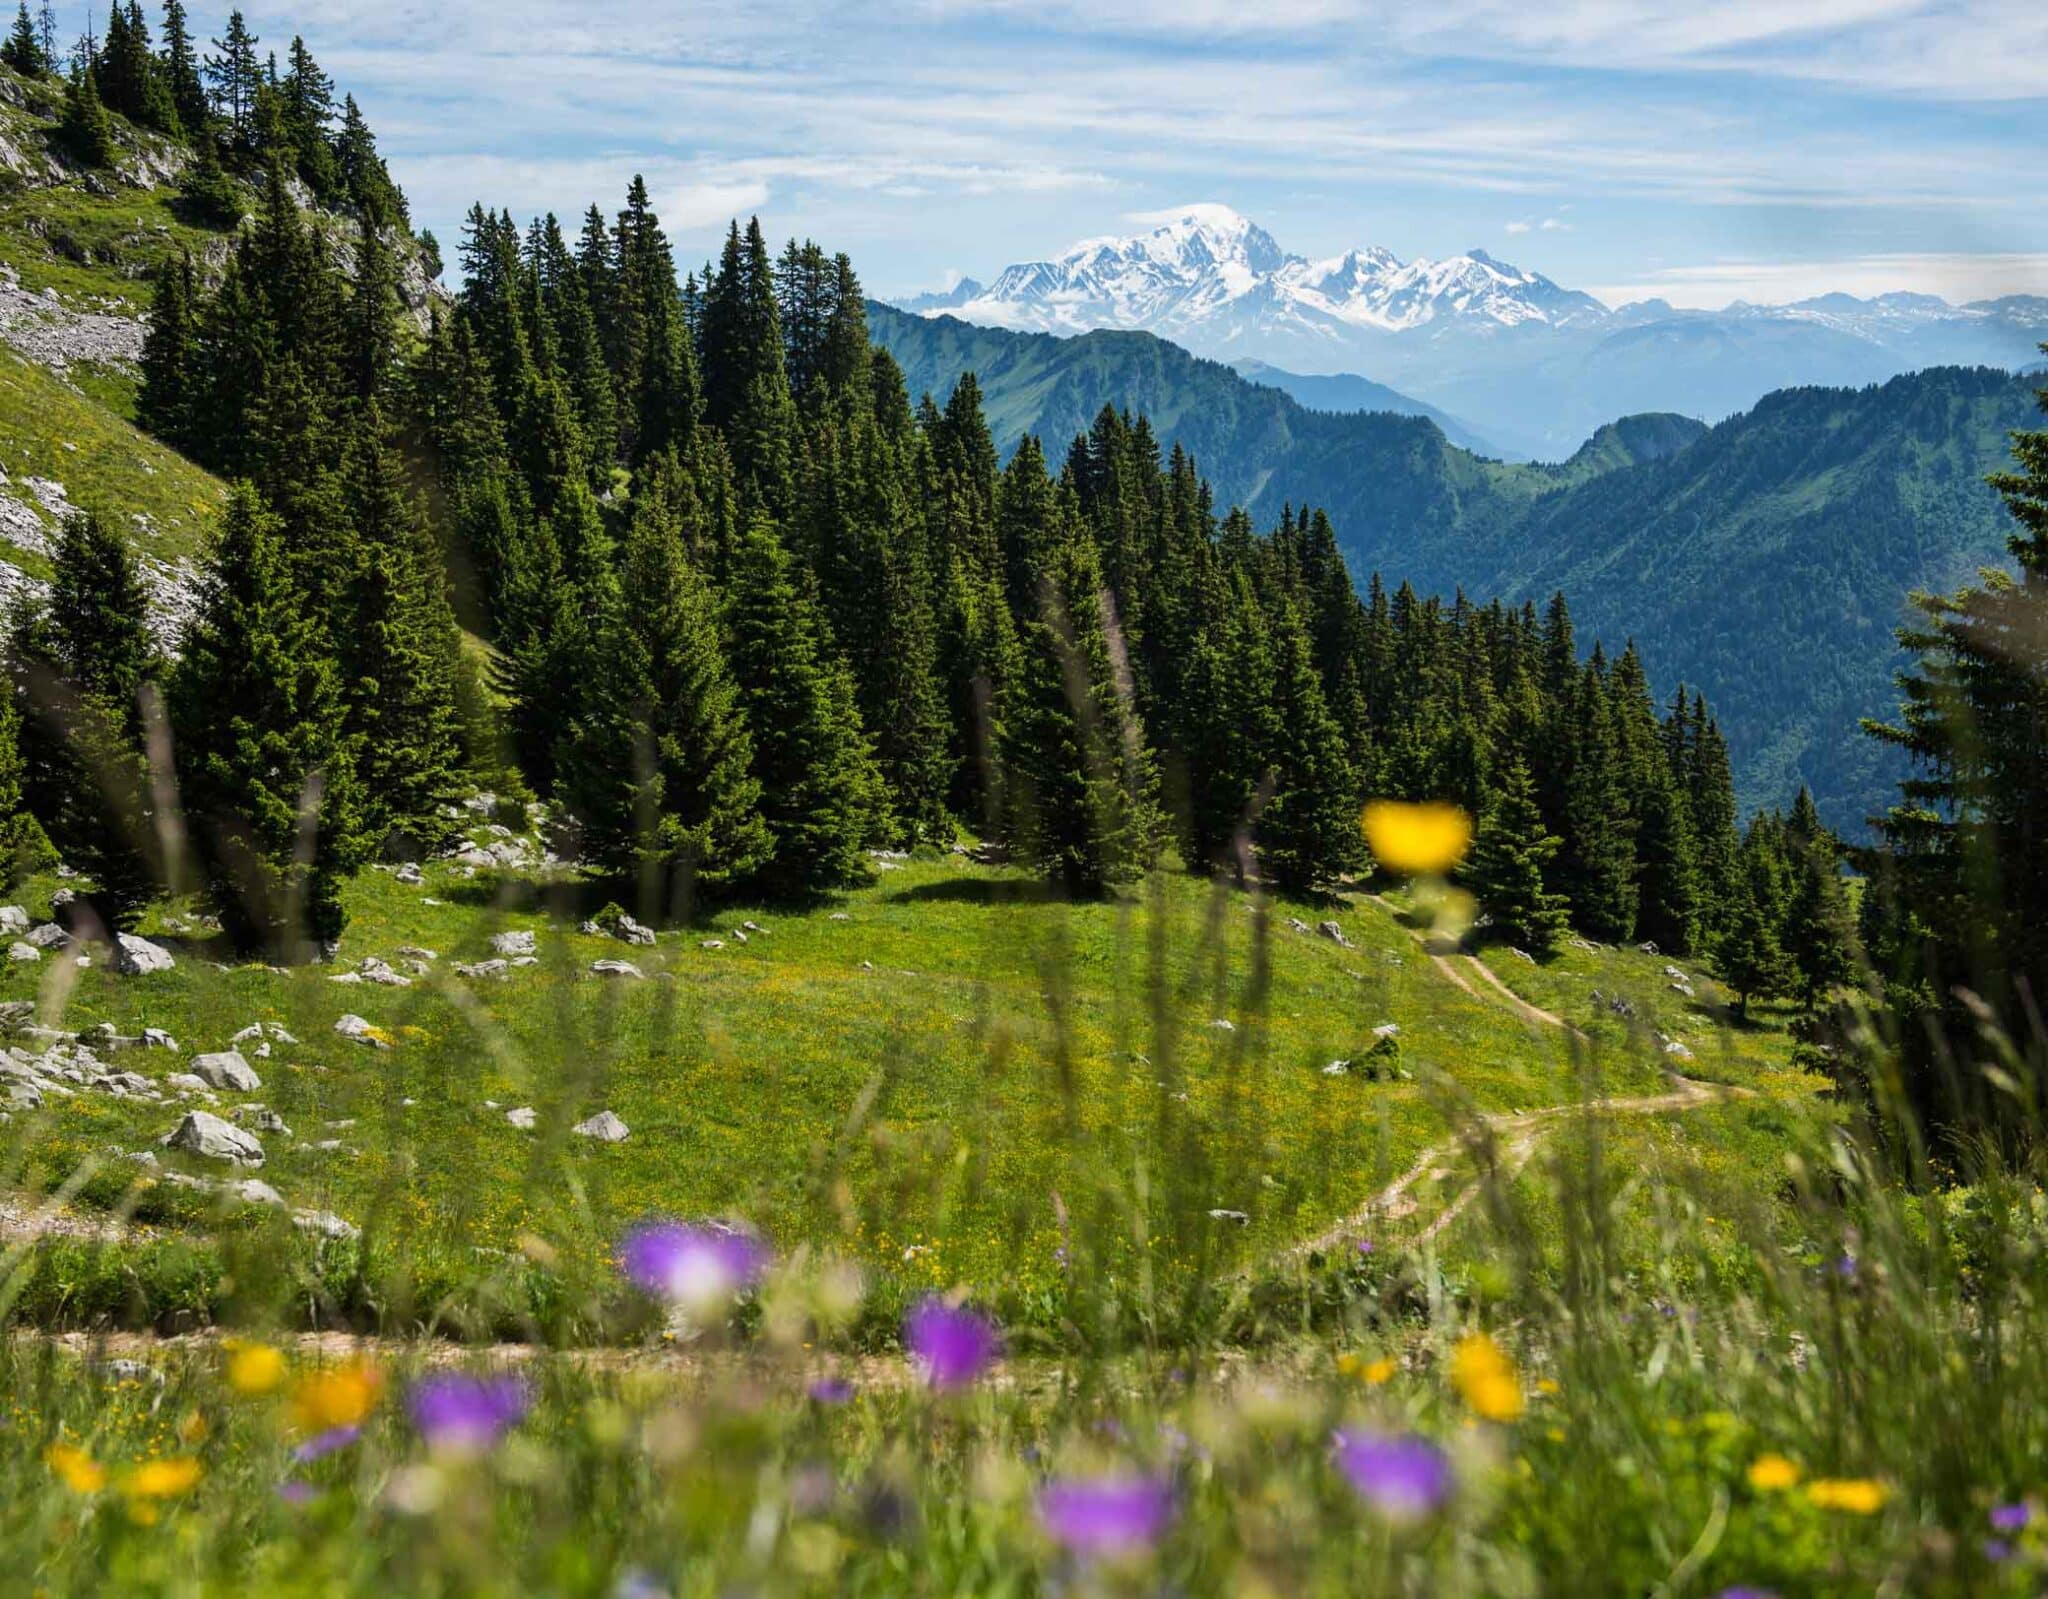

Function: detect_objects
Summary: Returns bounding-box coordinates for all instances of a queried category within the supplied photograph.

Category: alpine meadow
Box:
[0,5,2045,1597]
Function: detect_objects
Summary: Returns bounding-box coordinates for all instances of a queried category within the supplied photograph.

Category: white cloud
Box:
[1593,251,2048,308]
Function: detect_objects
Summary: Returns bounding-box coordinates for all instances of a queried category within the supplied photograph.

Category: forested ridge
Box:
[872,305,2037,829]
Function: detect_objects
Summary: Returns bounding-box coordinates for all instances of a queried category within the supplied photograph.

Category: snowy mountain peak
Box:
[902,208,1611,352]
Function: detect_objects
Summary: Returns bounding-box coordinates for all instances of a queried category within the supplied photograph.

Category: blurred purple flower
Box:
[1355,1239,1375,1256]
[277,1479,318,1505]
[614,1572,669,1599]
[904,1299,998,1389]
[1333,1429,1453,1519]
[1992,1503,2031,1533]
[1039,1475,1175,1557]
[808,1377,854,1405]
[292,1425,362,1464]
[1984,1539,2014,1562]
[619,1221,771,1310]
[408,1373,531,1451]
[1715,1589,1779,1599]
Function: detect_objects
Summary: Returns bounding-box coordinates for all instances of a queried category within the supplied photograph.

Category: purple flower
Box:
[1355,1239,1375,1256]
[407,1373,531,1452]
[1984,1539,2014,1563]
[904,1299,998,1389]
[1715,1590,1779,1599]
[1991,1503,2031,1533]
[292,1425,362,1463]
[619,1221,771,1311]
[1333,1429,1453,1519]
[808,1377,854,1405]
[277,1479,319,1505]
[1039,1475,1175,1557]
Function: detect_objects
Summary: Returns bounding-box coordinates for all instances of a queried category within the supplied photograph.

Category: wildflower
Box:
[1715,1589,1779,1599]
[905,1298,999,1390]
[123,1456,203,1499]
[1451,1333,1523,1422]
[292,1425,362,1463]
[225,1340,286,1397]
[291,1362,383,1433]
[1362,801,1472,875]
[808,1377,854,1405]
[1991,1503,2031,1534]
[46,1442,106,1494]
[1333,1429,1453,1519]
[619,1221,771,1314]
[1806,1478,1889,1514]
[277,1480,319,1506]
[408,1373,531,1452]
[1985,1539,2013,1562]
[1038,1475,1175,1557]
[1747,1454,1802,1492]
[1337,1352,1396,1385]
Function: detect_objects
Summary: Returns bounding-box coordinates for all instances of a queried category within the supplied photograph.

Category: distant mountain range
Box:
[869,299,2036,829]
[1224,360,1496,455]
[889,205,2048,459]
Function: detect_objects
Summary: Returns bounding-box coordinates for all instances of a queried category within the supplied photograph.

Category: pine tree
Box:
[699,217,792,513]
[558,484,769,902]
[278,34,337,198]
[159,0,207,134]
[4,3,45,74]
[0,668,55,885]
[170,485,369,954]
[1467,754,1572,954]
[176,126,240,222]
[1176,574,1275,875]
[6,511,160,922]
[1558,653,1638,941]
[57,64,117,168]
[137,250,196,446]
[203,9,257,150]
[1258,601,1362,895]
[1784,835,1858,1010]
[724,514,885,892]
[338,412,464,851]
[1720,871,1796,1020]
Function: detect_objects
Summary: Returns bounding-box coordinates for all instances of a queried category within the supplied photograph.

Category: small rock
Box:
[591,959,644,979]
[0,906,26,934]
[699,940,725,951]
[397,946,437,962]
[291,1209,359,1240]
[1318,921,1354,949]
[572,1110,630,1142]
[1207,1208,1250,1225]
[142,1028,178,1051]
[111,933,175,975]
[229,1178,285,1207]
[8,942,38,963]
[1321,1059,1351,1076]
[333,1015,390,1048]
[189,1051,261,1092]
[25,923,67,949]
[1372,1023,1400,1041]
[829,912,851,922]
[506,1106,536,1130]
[394,862,425,886]
[490,931,535,957]
[163,1073,212,1096]
[1209,1018,1235,1032]
[454,958,509,979]
[236,1105,292,1135]
[162,1110,264,1166]
[328,971,363,985]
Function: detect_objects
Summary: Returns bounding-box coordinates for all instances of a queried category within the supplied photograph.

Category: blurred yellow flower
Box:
[1452,1333,1524,1422]
[45,1442,106,1494]
[1748,1454,1802,1492]
[291,1362,383,1432]
[1362,802,1472,875]
[1535,1378,1561,1396]
[1807,1478,1889,1514]
[123,1457,202,1499]
[225,1340,286,1397]
[1337,1352,1397,1385]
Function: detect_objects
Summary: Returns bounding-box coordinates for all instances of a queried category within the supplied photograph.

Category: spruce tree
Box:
[137,250,196,447]
[159,0,206,134]
[724,514,885,892]
[203,8,257,150]
[0,670,55,885]
[1558,653,1638,941]
[176,128,240,223]
[6,511,159,922]
[1720,872,1796,1020]
[57,65,117,168]
[1467,754,1572,955]
[4,3,43,74]
[1258,601,1362,895]
[171,484,370,954]
[1784,837,1858,1010]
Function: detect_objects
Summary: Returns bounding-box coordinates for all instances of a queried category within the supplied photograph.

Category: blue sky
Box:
[171,1,2047,307]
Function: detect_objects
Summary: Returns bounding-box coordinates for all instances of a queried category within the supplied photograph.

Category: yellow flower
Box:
[1338,1352,1398,1385]
[1806,1477,1889,1514]
[1362,802,1472,876]
[123,1457,203,1499]
[46,1442,106,1494]
[225,1340,286,1397]
[1451,1332,1524,1422]
[290,1362,383,1432]
[1535,1378,1561,1396]
[1748,1453,1802,1492]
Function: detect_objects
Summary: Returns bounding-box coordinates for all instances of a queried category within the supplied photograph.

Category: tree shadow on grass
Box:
[883,876,1059,909]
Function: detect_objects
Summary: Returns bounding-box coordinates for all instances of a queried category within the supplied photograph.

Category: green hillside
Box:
[871,304,2034,825]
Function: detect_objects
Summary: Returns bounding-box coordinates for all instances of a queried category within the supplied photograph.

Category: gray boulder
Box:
[142,1028,178,1051]
[112,934,175,975]
[189,1050,261,1093]
[572,1110,630,1142]
[25,923,67,949]
[505,1105,536,1130]
[162,1110,264,1166]
[590,959,643,979]
[0,905,26,934]
[454,958,509,979]
[291,1209,360,1240]
[8,942,38,963]
[490,930,535,957]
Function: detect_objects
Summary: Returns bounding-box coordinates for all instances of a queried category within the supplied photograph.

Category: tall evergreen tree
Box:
[1467,754,1572,955]
[203,8,257,149]
[56,64,117,168]
[1258,601,1362,895]
[171,485,369,953]
[158,0,206,134]
[3,3,44,74]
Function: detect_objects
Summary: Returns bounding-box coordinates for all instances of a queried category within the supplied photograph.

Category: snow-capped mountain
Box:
[905,205,1610,354]
[890,205,2048,458]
